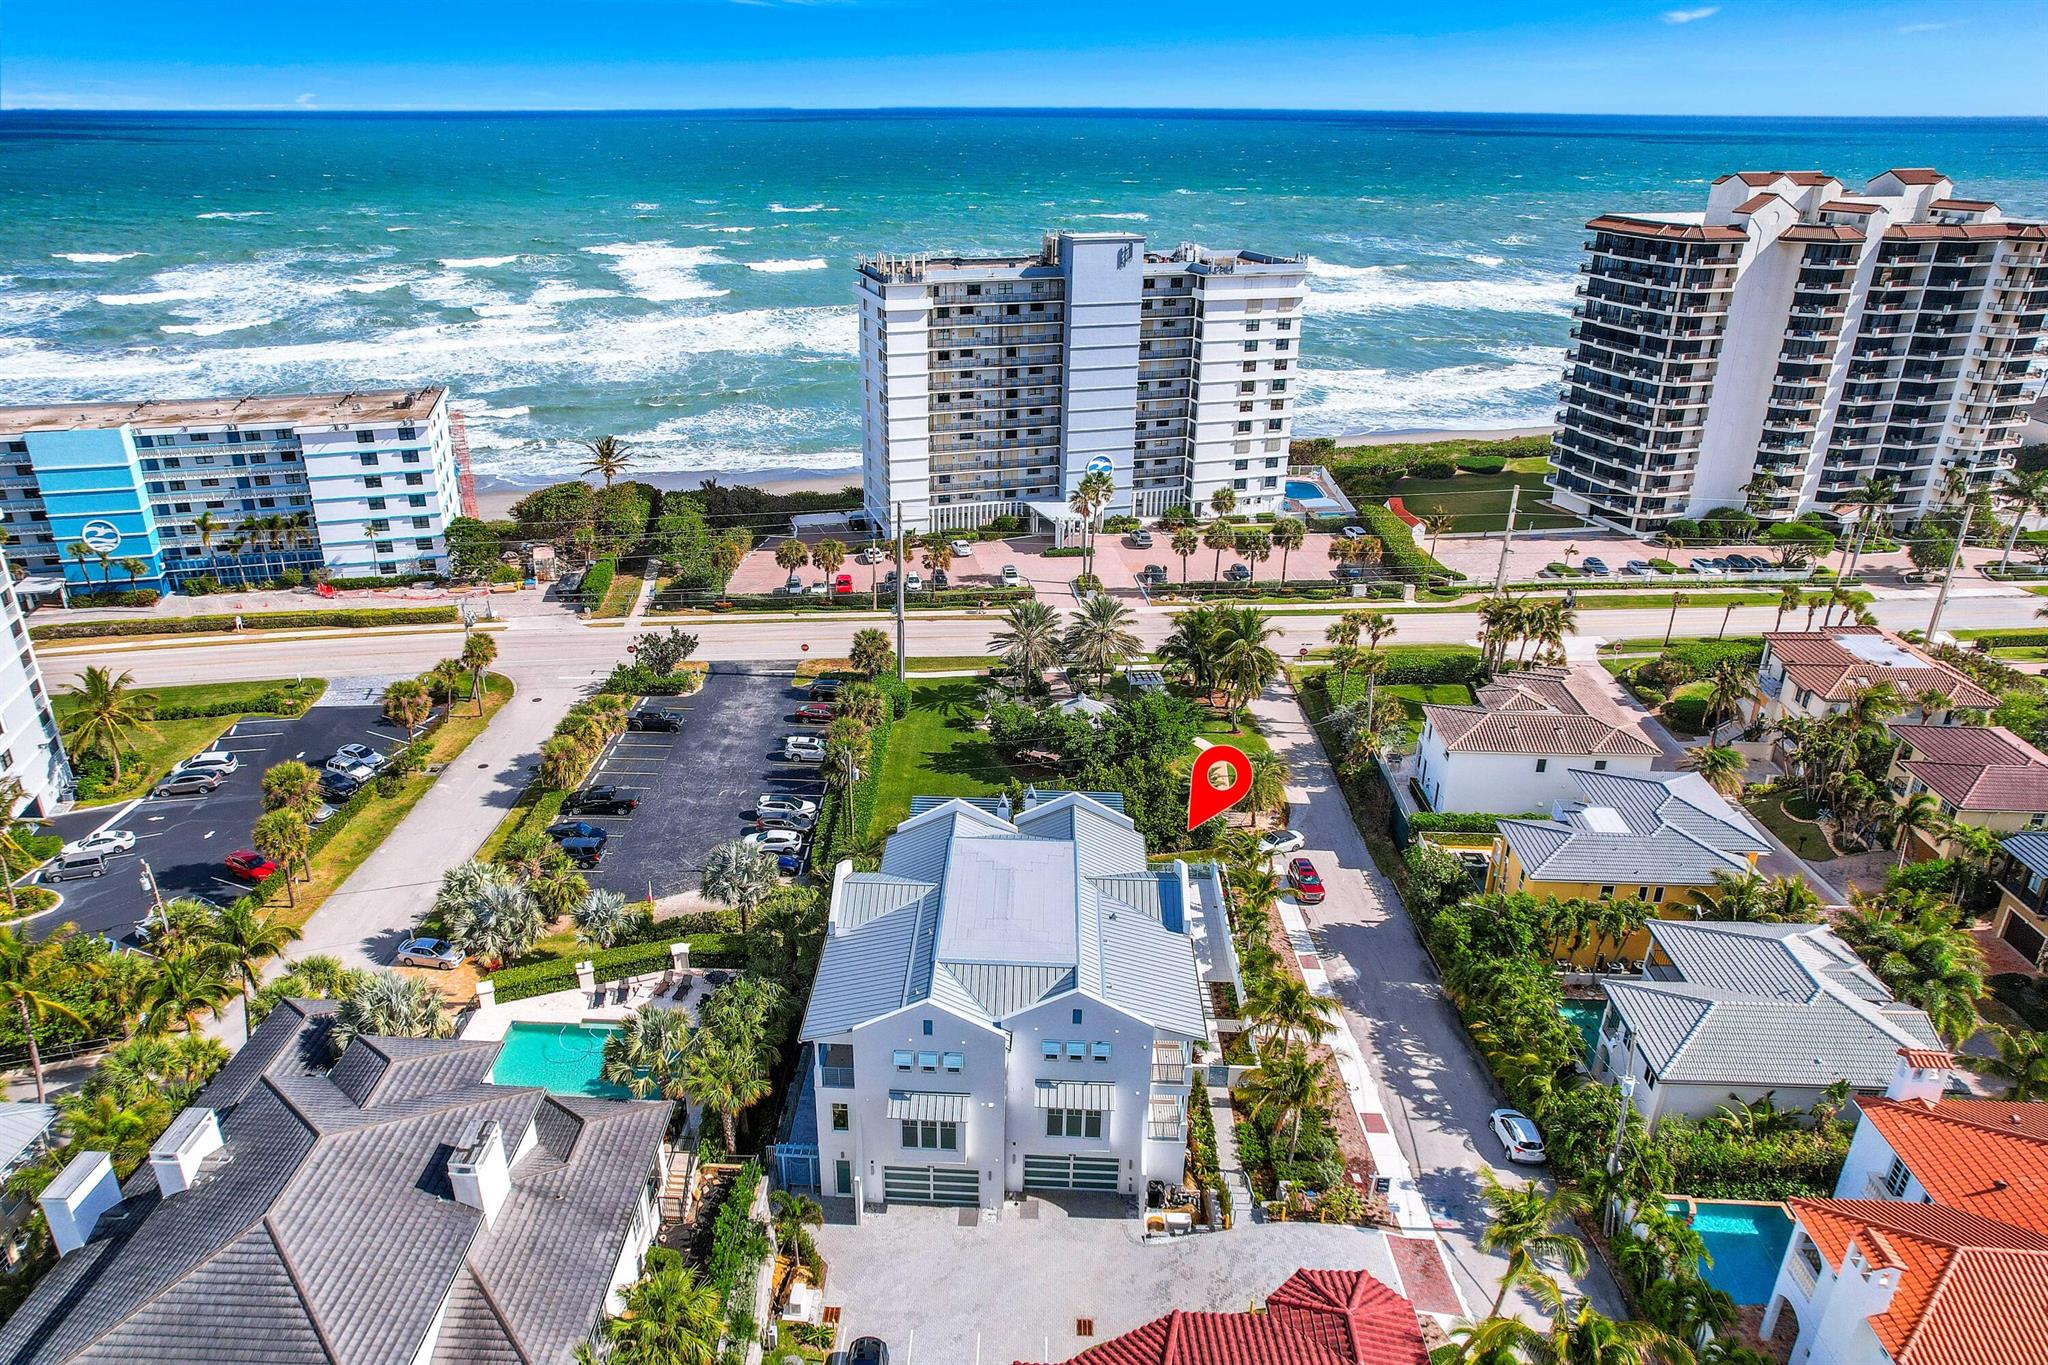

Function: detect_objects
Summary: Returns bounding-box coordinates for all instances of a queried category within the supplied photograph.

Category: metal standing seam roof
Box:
[1499,769,1768,886]
[886,1091,971,1122]
[2002,831,2048,880]
[1035,1081,1118,1110]
[0,1102,56,1170]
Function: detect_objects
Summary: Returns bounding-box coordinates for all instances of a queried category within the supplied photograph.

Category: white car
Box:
[1001,565,1022,587]
[904,572,924,593]
[783,736,827,762]
[62,829,136,857]
[333,743,387,770]
[1342,526,1368,540]
[326,758,377,784]
[758,795,819,820]
[1258,829,1306,858]
[743,830,805,855]
[179,750,239,776]
[1490,1108,1547,1164]
[949,538,973,557]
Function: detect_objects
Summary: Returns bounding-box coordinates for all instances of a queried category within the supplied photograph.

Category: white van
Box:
[44,849,108,882]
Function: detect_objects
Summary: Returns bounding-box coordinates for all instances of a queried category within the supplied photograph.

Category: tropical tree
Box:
[192,509,221,568]
[1476,1168,1591,1316]
[57,666,158,783]
[1837,895,1985,1046]
[56,1087,171,1169]
[0,924,88,1102]
[1982,1026,2048,1102]
[700,837,778,933]
[1171,525,1200,585]
[1271,516,1306,583]
[330,970,453,1053]
[139,945,236,1037]
[708,536,745,595]
[206,901,302,1036]
[444,879,547,966]
[461,631,498,715]
[1890,790,1947,867]
[261,760,322,818]
[1703,660,1755,735]
[381,678,432,733]
[580,433,635,489]
[1214,606,1281,726]
[1069,469,1114,580]
[990,599,1064,690]
[1702,869,1820,923]
[774,538,809,581]
[1238,1043,1328,1160]
[1243,972,1337,1049]
[599,1257,723,1365]
[1423,511,1457,564]
[812,536,847,586]
[1236,529,1273,585]
[685,1037,774,1153]
[1203,516,1238,584]
[849,626,894,680]
[1682,744,1745,797]
[771,1189,825,1308]
[1662,590,1688,649]
[574,888,640,948]
[1063,593,1142,689]
[599,1003,692,1101]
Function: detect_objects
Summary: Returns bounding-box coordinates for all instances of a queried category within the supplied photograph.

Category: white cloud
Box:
[1661,6,1720,22]
[1897,20,1953,33]
[295,92,318,108]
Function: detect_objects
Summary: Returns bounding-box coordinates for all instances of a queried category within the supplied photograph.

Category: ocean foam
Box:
[582,242,730,301]
[1304,258,1575,316]
[1296,346,1564,431]
[195,211,270,220]
[98,288,207,306]
[768,202,828,214]
[440,255,520,268]
[161,319,271,336]
[53,252,145,263]
[1079,212,1149,221]
[745,258,828,273]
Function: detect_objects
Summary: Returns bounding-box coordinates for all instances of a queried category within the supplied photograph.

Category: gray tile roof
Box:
[1498,768,1769,886]
[801,793,1208,1044]
[0,1002,667,1365]
[1600,921,1940,1088]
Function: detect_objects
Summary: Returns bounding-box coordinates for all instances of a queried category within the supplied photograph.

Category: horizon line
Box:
[5,104,2046,121]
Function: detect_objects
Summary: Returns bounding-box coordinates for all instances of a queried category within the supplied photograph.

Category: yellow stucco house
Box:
[1485,767,1771,966]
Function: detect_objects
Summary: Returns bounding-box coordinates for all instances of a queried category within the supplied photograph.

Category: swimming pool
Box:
[490,1022,632,1099]
[1559,999,1605,1062]
[1665,1197,1794,1305]
[1285,479,1325,502]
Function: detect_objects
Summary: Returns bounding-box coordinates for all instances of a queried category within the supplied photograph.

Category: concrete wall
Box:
[23,427,167,590]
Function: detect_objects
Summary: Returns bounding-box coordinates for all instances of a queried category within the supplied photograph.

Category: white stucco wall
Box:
[1413,726,1656,815]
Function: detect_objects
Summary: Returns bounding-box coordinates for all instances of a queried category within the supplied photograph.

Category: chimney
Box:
[40,1150,122,1256]
[148,1107,224,1198]
[449,1120,510,1226]
[1887,1047,1954,1104]
[827,858,855,937]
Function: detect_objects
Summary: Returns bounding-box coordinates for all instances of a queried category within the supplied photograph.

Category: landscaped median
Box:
[30,605,461,643]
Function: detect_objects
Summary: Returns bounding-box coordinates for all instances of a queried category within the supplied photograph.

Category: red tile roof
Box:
[1886,222,2048,241]
[1857,1097,2048,1233]
[1762,627,1998,709]
[1016,1270,1427,1365]
[1781,225,1866,242]
[1716,171,1833,188]
[1883,168,1951,186]
[1897,1046,1955,1069]
[1935,1100,2048,1143]
[1892,722,2048,813]
[1929,198,1995,211]
[1735,192,1784,214]
[1788,1199,2048,1365]
[1821,200,1880,214]
[1585,215,1747,243]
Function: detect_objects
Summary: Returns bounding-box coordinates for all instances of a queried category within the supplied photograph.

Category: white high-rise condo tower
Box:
[0,545,72,816]
[856,233,1308,537]
[1551,169,2046,534]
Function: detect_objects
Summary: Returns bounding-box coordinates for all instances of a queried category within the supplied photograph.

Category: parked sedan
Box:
[545,820,610,842]
[1490,1108,1547,1163]
[1286,857,1325,904]
[1258,829,1306,857]
[178,749,239,776]
[757,795,819,820]
[1622,560,1652,576]
[949,538,974,557]
[395,937,466,970]
[562,785,639,816]
[626,708,684,732]
[784,736,827,763]
[1342,525,1368,540]
[1580,556,1610,576]
[1688,557,1725,575]
[224,850,278,882]
[1128,529,1154,549]
[318,770,361,801]
[333,743,387,770]
[743,830,805,856]
[1224,563,1252,582]
[756,810,816,832]
[1001,564,1023,587]
[794,701,836,724]
[833,573,854,595]
[154,770,223,799]
[62,829,136,857]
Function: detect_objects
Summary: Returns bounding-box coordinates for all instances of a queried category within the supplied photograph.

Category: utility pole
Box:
[1926,500,1972,642]
[894,502,907,684]
[1604,1075,1637,1234]
[1493,484,1520,595]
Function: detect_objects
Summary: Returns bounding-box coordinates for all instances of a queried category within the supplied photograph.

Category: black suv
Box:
[626,708,684,732]
[318,769,362,801]
[559,836,606,868]
[808,678,845,702]
[562,785,639,815]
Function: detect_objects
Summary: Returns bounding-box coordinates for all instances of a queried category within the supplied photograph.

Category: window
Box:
[1044,1108,1104,1139]
[1884,1156,1911,1197]
[942,1052,963,1073]
[364,476,383,489]
[356,431,376,445]
[1091,1042,1111,1063]
[1593,759,1607,770]
[398,425,417,440]
[1243,340,1258,352]
[366,497,385,510]
[1599,885,1615,900]
[404,473,423,486]
[1637,886,1649,900]
[900,1120,958,1150]
[1065,1041,1086,1062]
[831,1104,849,1131]
[1071,1008,1083,1025]
[1041,1039,1061,1060]
[892,1050,913,1072]
[1652,887,1666,903]
[1534,758,1548,773]
[917,1051,938,1072]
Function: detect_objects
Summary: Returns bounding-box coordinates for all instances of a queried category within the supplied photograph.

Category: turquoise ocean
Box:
[3,110,2046,490]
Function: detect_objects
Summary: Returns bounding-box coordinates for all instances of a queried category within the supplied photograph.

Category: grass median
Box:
[57,677,328,807]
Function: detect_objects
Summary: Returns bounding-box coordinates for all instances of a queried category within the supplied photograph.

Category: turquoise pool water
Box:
[491,1022,631,1099]
[1286,479,1328,502]
[1665,1198,1795,1305]
[1559,999,1605,1062]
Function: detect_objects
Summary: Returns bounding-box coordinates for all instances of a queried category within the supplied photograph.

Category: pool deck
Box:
[461,969,703,1041]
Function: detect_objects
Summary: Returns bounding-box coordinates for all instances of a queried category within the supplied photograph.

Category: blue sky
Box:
[3,0,2043,116]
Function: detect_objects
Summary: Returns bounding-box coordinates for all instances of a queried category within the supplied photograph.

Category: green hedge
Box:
[1408,811,1541,833]
[153,679,326,721]
[1663,690,1710,734]
[319,572,446,590]
[811,718,893,873]
[579,556,617,607]
[484,935,740,1003]
[1042,546,1085,559]
[663,586,1035,613]
[31,606,458,641]
[1368,644,1487,686]
[599,664,705,697]
[1354,503,1462,582]
[1956,628,2048,648]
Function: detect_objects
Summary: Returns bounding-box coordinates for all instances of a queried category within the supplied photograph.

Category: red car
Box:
[225,850,278,882]
[1287,857,1325,904]
[833,573,854,595]
[794,701,836,723]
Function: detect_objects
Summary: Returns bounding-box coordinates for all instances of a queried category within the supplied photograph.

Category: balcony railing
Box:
[819,1066,854,1089]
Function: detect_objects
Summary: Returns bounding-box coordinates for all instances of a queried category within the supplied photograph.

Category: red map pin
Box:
[1187,744,1254,831]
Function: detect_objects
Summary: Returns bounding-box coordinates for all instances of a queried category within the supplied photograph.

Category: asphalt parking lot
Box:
[578,664,822,899]
[31,703,408,942]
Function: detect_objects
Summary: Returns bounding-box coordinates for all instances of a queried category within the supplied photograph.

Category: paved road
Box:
[1247,680,1626,1322]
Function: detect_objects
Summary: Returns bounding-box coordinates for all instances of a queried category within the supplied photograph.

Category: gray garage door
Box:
[882,1164,979,1206]
[1022,1154,1120,1192]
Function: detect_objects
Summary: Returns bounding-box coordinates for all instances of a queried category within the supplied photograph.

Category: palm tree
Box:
[1243,972,1337,1049]
[849,626,893,679]
[1171,526,1199,585]
[1063,593,1142,689]
[1214,606,1281,727]
[1982,1026,2048,1102]
[1703,869,1820,923]
[139,945,235,1036]
[1682,744,1745,797]
[812,536,847,587]
[58,666,158,783]
[445,879,546,967]
[1837,896,1985,1047]
[1663,591,1688,648]
[382,677,433,734]
[574,888,638,948]
[1271,516,1306,583]
[1209,485,1237,519]
[600,1259,723,1365]
[1703,660,1755,736]
[1203,517,1238,585]
[208,902,301,1037]
[580,434,635,489]
[1891,790,1947,867]
[1476,1168,1591,1316]
[1235,529,1273,585]
[330,970,452,1053]
[57,1088,171,1169]
[461,631,497,714]
[774,537,809,580]
[700,837,777,933]
[192,509,221,570]
[599,1003,692,1101]
[1069,469,1113,580]
[1353,610,1397,719]
[1238,1043,1328,1160]
[0,924,89,1102]
[990,599,1064,690]
[1423,511,1457,564]
[771,1188,825,1308]
[685,1036,773,1153]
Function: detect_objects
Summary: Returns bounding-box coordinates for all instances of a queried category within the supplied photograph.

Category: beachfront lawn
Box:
[869,680,1028,834]
[56,677,329,806]
[1744,789,1837,863]
[1386,470,1585,534]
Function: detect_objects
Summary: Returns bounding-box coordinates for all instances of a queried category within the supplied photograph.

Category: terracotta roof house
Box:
[1754,628,1996,728]
[1887,724,2048,858]
[1016,1268,1428,1365]
[1762,1054,2048,1364]
[1413,666,1659,815]
[0,1000,671,1365]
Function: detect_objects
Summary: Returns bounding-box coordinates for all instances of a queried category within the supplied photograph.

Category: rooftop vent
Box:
[149,1106,223,1198]
[449,1119,510,1226]
[40,1150,122,1256]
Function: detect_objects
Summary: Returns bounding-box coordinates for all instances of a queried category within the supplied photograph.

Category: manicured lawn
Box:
[595,571,644,618]
[55,677,328,807]
[1386,470,1585,533]
[1317,675,1475,749]
[869,680,1027,834]
[1745,789,1837,862]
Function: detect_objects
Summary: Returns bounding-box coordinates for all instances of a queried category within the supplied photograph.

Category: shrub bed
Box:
[599,663,706,697]
[684,586,1036,612]
[484,935,740,1003]
[32,606,457,640]
[1408,811,1540,834]
[154,679,325,721]
[578,556,617,608]
[319,572,446,590]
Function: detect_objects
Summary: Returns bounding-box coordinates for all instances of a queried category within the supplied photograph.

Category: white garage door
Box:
[1022,1154,1121,1191]
[882,1164,980,1206]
